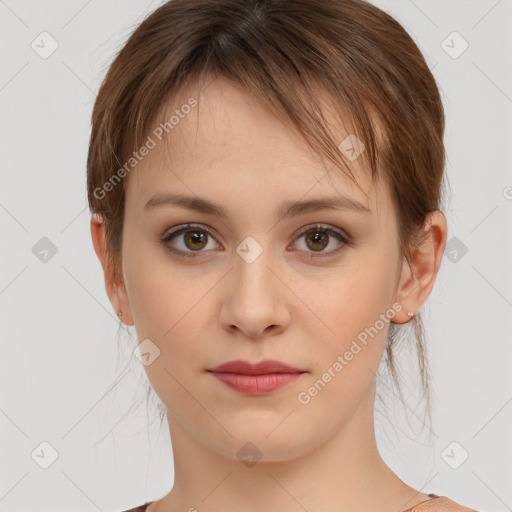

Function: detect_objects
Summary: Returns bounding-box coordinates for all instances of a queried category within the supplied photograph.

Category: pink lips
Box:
[207,359,306,395]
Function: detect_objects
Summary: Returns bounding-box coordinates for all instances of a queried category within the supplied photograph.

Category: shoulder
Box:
[405,496,479,511]
[120,502,154,512]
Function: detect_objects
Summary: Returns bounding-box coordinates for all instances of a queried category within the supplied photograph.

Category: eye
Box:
[161,224,221,259]
[161,223,352,259]
[289,224,352,259]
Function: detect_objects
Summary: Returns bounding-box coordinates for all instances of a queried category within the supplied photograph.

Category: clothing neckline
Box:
[141,494,441,512]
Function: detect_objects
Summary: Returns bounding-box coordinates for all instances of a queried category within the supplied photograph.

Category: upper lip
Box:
[208,359,306,375]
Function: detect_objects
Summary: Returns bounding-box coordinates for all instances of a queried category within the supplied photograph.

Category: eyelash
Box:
[160,223,353,260]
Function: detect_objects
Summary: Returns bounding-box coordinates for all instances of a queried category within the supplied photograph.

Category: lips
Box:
[208,359,305,375]
[207,359,306,395]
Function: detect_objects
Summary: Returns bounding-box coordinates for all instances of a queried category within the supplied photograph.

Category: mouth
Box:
[206,359,307,395]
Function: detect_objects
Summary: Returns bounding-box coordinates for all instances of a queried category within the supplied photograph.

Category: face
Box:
[118,78,406,462]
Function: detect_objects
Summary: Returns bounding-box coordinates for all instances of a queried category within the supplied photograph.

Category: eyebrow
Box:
[143,192,372,219]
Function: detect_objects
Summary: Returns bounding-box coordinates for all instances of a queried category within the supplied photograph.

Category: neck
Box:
[153,387,423,512]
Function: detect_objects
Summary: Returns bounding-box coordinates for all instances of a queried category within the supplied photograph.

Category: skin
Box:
[91,77,447,512]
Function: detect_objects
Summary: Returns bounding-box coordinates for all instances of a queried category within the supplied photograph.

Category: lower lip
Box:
[209,372,304,395]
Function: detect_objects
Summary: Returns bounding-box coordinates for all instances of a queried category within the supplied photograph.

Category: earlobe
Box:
[392,211,447,324]
[391,257,418,324]
[90,214,135,325]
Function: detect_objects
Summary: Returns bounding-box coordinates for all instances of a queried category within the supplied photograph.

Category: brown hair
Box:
[87,0,447,433]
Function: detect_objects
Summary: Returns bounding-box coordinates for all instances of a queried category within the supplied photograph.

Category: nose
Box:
[219,248,291,340]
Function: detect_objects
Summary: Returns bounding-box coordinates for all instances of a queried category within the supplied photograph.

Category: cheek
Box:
[129,272,202,338]
[123,237,188,330]
[124,258,213,416]
[298,253,397,343]
[124,247,213,365]
[294,249,399,399]
[293,266,397,423]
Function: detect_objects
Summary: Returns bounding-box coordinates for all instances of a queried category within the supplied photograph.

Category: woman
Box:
[87,0,478,510]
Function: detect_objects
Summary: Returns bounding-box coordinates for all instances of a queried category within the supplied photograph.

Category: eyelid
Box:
[163,223,219,241]
[291,223,349,242]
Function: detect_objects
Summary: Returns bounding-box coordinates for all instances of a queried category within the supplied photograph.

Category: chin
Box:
[202,423,317,465]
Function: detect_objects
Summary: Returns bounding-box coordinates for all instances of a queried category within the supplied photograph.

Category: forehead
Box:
[124,77,390,219]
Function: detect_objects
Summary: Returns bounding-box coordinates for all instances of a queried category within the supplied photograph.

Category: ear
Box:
[392,210,447,324]
[90,213,134,325]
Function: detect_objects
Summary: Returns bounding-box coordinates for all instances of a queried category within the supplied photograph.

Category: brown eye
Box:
[292,224,351,259]
[161,224,220,258]
[304,230,329,252]
[183,229,208,251]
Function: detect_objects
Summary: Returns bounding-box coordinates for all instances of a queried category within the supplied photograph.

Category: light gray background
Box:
[0,1,511,511]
